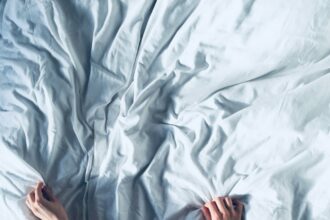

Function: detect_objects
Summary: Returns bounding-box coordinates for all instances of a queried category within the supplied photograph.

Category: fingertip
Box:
[212,196,220,203]
[34,184,45,204]
[217,196,226,203]
[225,197,233,208]
[37,181,44,189]
[237,201,244,211]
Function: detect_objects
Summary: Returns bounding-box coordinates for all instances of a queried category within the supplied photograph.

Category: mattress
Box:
[1,0,330,219]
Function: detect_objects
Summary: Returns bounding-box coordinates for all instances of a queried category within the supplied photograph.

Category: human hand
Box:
[202,196,243,220]
[26,182,68,220]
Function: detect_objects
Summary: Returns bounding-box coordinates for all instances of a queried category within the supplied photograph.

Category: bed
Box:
[1,0,330,219]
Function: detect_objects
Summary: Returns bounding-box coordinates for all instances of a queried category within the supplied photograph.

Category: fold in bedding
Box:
[1,0,330,219]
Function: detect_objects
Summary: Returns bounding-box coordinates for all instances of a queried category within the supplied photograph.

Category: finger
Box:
[201,206,211,220]
[28,202,44,219]
[25,199,32,210]
[236,200,244,214]
[35,182,47,205]
[205,201,222,220]
[31,208,44,219]
[35,199,55,217]
[27,191,35,205]
[214,197,229,216]
[225,197,234,212]
[27,190,45,218]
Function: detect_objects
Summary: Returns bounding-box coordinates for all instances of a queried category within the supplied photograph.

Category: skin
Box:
[202,197,244,220]
[26,182,68,220]
[26,182,243,220]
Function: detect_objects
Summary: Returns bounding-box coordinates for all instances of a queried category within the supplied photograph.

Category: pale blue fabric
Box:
[1,0,330,219]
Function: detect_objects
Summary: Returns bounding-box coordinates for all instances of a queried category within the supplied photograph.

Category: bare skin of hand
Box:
[26,182,68,220]
[202,196,244,220]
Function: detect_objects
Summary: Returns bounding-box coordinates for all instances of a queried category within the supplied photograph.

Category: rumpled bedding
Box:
[1,0,330,219]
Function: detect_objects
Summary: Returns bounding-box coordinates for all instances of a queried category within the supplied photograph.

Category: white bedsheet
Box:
[1,0,330,219]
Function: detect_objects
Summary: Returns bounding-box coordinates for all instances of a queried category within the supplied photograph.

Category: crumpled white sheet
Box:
[1,0,330,219]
